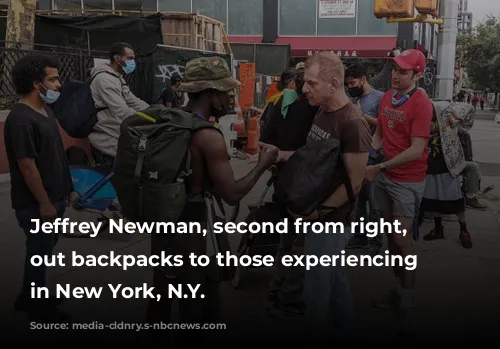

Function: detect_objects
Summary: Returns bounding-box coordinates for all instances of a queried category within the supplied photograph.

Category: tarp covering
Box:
[35,14,162,32]
[131,45,231,105]
[34,14,163,54]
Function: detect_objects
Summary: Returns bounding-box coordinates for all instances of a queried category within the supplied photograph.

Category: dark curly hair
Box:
[345,63,367,80]
[12,55,59,96]
[277,67,298,91]
[110,42,133,62]
[295,71,306,98]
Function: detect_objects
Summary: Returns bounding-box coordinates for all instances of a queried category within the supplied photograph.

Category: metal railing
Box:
[0,42,108,100]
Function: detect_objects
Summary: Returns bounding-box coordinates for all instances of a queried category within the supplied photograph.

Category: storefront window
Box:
[54,0,82,10]
[279,0,316,36]
[114,0,142,11]
[192,0,227,25]
[357,0,397,35]
[228,0,263,35]
[158,0,191,12]
[82,0,112,10]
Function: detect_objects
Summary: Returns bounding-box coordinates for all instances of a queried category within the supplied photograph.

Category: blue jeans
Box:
[303,223,354,342]
[15,200,66,296]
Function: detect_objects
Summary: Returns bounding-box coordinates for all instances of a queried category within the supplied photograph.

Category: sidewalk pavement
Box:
[1,160,499,340]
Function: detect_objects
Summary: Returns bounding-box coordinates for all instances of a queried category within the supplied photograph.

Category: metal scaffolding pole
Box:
[435,0,459,100]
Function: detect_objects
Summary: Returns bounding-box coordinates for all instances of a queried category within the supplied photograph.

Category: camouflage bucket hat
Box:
[177,56,241,93]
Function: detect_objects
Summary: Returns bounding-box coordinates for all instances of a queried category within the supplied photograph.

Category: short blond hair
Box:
[305,51,344,85]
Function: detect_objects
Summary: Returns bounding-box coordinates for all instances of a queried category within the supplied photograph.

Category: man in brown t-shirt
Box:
[306,104,372,222]
[258,52,371,342]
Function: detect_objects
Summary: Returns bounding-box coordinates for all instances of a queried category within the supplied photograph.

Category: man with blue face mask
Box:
[4,55,75,323]
[88,42,149,169]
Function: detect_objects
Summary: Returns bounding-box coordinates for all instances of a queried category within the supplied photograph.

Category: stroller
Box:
[231,166,283,289]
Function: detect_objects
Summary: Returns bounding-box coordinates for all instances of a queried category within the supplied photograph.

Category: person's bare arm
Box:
[248,147,294,164]
[319,152,369,209]
[372,125,383,151]
[364,114,378,127]
[18,159,51,205]
[196,129,277,205]
[278,150,295,162]
[17,158,57,220]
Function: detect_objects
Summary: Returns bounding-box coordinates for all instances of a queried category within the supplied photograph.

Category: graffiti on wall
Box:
[155,64,185,83]
[422,60,436,98]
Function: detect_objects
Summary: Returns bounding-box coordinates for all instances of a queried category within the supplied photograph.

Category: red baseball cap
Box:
[392,49,426,74]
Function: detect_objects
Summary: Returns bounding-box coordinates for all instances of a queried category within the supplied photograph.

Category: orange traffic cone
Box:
[244,116,260,155]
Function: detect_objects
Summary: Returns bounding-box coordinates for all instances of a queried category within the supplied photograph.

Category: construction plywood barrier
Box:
[160,13,225,53]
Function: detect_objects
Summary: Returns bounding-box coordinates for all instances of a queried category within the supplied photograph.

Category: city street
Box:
[1,110,500,341]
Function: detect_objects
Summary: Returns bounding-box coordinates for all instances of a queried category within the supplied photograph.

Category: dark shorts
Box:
[372,173,426,218]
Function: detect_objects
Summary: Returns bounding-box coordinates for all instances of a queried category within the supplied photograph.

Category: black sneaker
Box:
[265,291,277,310]
[267,303,304,321]
[459,229,473,249]
[423,226,445,241]
[14,293,63,311]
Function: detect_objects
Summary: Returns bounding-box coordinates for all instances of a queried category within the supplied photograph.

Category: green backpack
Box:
[112,105,221,223]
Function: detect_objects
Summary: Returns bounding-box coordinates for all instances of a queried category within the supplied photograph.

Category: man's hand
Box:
[257,142,279,168]
[365,165,380,182]
[40,202,57,222]
[248,142,278,164]
[67,191,78,208]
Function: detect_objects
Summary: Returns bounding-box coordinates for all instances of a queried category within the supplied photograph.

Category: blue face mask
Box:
[122,59,136,74]
[39,85,60,104]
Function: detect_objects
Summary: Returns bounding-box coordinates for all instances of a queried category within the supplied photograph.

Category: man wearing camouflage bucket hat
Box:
[178,56,241,94]
[146,56,278,340]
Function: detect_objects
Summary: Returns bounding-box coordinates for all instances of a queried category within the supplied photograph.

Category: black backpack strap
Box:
[89,70,122,113]
[88,70,119,83]
[315,153,355,221]
[338,153,356,216]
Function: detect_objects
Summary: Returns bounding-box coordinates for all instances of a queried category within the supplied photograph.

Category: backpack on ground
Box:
[50,71,114,139]
[112,105,221,223]
[273,138,355,218]
[66,146,91,167]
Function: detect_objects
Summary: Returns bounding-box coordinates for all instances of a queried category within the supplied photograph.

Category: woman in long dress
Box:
[420,101,475,249]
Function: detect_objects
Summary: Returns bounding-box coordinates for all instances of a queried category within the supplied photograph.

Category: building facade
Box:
[38,0,401,59]
[457,0,473,34]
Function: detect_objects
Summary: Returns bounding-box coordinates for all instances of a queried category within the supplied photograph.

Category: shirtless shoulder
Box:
[190,127,226,156]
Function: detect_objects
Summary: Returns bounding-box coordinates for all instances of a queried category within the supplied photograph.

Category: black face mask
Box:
[348,85,364,98]
[210,92,228,119]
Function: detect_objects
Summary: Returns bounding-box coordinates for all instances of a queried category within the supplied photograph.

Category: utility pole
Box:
[435,0,459,100]
[5,0,37,49]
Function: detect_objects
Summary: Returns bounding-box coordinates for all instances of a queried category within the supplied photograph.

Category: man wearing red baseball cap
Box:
[364,48,433,335]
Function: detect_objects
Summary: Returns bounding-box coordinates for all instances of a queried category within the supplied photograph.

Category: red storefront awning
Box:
[275,36,398,58]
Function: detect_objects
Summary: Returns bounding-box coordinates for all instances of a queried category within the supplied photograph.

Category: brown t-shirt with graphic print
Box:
[306,101,372,223]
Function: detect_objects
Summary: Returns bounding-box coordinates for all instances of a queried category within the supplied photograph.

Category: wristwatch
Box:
[379,162,387,173]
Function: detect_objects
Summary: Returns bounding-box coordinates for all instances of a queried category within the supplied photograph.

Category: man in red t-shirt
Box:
[365,49,433,333]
